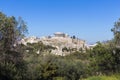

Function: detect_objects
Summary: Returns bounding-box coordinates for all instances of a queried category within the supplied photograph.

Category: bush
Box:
[89,42,120,75]
[84,74,120,80]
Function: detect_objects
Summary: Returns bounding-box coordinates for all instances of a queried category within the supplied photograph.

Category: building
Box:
[54,32,68,37]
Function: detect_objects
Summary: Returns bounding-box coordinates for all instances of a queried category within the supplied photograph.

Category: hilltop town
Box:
[20,32,92,56]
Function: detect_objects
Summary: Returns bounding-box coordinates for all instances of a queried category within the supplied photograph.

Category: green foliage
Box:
[0,12,27,80]
[67,51,89,60]
[84,74,120,80]
[54,57,87,80]
[72,35,76,39]
[53,77,66,80]
[62,47,69,52]
[0,12,28,51]
[24,54,58,80]
[89,42,120,75]
[0,62,18,80]
[25,41,56,55]
[24,50,89,80]
[111,18,120,46]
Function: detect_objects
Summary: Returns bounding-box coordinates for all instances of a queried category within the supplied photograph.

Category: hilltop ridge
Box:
[20,32,93,55]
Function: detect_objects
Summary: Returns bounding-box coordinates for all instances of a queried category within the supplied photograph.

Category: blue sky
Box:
[0,0,120,43]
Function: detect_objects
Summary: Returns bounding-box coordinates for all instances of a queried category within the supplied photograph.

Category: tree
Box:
[62,47,69,52]
[89,19,120,75]
[89,42,120,75]
[72,35,76,39]
[111,18,120,46]
[0,12,28,80]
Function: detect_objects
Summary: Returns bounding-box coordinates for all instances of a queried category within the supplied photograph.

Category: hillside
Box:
[20,32,88,56]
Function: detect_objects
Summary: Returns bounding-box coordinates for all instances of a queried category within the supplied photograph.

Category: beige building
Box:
[54,32,68,38]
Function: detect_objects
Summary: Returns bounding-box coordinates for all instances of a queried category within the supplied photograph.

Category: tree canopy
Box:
[111,18,120,47]
[0,12,28,80]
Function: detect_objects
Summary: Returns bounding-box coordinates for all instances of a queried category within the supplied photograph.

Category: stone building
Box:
[54,32,68,38]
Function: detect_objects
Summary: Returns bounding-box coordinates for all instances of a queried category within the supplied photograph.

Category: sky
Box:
[0,0,120,43]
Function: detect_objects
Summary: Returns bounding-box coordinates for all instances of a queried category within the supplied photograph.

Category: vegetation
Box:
[111,18,120,46]
[0,12,120,80]
[0,12,28,80]
[83,74,120,80]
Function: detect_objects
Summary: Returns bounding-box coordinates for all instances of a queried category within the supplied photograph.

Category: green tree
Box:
[111,18,120,46]
[89,42,120,75]
[0,12,28,80]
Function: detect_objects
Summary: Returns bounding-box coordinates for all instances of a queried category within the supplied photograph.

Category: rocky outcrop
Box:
[20,32,86,56]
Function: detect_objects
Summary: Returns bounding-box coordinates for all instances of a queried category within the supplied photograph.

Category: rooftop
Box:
[54,32,65,34]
